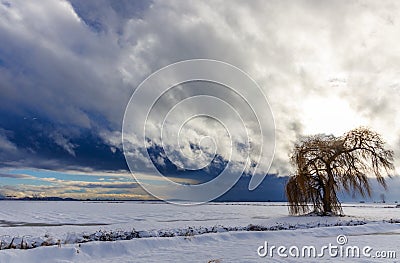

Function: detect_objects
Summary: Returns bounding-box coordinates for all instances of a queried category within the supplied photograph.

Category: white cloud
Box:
[49,131,77,156]
[0,131,17,153]
[1,0,400,177]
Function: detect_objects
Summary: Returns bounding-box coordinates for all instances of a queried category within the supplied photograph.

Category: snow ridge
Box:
[0,219,369,250]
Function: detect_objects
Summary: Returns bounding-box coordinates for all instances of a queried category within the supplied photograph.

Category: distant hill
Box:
[1,196,78,201]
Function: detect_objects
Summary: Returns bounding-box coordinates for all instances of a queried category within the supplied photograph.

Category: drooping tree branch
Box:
[286,127,394,215]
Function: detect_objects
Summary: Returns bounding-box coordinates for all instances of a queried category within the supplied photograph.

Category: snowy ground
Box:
[0,201,399,262]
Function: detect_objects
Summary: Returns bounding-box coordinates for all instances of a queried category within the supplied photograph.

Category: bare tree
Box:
[286,127,394,215]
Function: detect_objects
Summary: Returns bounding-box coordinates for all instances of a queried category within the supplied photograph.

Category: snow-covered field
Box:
[0,201,399,262]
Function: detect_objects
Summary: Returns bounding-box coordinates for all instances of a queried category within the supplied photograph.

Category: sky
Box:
[0,0,400,201]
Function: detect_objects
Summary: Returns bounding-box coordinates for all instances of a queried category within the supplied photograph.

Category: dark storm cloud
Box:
[1,0,400,200]
[0,115,129,171]
[68,0,151,33]
[217,174,288,202]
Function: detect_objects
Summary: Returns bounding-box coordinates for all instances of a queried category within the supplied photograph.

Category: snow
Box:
[0,201,399,262]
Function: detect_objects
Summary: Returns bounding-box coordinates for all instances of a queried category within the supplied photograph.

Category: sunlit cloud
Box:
[0,0,400,199]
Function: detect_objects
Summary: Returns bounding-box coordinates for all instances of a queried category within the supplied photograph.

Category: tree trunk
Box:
[322,186,332,214]
[322,168,334,215]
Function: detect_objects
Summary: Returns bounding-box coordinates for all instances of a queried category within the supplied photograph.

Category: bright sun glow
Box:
[301,96,367,136]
